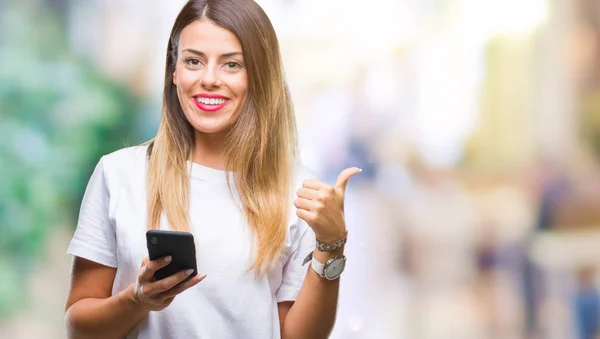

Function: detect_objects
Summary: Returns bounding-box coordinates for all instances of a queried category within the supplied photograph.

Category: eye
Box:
[184,58,201,66]
[224,61,242,70]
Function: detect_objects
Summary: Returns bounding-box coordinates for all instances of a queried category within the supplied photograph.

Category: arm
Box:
[279,247,343,339]
[65,256,204,339]
[64,257,149,339]
[65,158,204,338]
[64,157,145,338]
[282,167,361,338]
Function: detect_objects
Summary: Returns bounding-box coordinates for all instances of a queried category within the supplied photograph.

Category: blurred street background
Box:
[3,0,600,338]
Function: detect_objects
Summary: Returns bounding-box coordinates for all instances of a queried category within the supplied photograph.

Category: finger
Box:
[296,187,320,200]
[296,208,316,223]
[294,197,317,211]
[302,179,331,190]
[137,257,151,283]
[335,167,362,193]
[144,268,196,295]
[140,256,173,282]
[160,273,207,299]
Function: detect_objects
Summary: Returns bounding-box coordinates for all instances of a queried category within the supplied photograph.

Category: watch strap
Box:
[310,255,325,277]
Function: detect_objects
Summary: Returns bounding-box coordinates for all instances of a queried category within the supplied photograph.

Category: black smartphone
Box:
[146,230,198,281]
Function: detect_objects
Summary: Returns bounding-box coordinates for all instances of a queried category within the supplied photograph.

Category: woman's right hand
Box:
[130,256,206,311]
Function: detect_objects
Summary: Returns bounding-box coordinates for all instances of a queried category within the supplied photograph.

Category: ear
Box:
[172,70,177,85]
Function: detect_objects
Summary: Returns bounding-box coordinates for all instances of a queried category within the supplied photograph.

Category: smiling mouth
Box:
[194,97,229,105]
[193,96,230,112]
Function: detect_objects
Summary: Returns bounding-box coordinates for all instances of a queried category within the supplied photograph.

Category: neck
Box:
[192,131,228,170]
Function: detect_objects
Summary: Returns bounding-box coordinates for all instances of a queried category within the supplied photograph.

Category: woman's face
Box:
[173,19,248,136]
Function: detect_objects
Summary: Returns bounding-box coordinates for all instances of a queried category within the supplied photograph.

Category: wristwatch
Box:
[303,252,347,280]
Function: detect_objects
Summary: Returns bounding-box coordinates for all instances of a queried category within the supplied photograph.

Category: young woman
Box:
[64,0,360,338]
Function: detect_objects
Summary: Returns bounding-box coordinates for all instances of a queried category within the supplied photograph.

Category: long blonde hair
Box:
[145,0,297,277]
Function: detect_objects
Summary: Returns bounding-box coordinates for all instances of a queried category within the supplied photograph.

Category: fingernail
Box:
[357,168,363,172]
[197,273,207,280]
[164,256,172,262]
[186,269,194,276]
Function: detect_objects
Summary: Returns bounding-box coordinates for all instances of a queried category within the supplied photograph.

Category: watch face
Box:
[324,257,346,280]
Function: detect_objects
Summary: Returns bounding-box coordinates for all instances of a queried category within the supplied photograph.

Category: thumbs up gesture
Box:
[294,167,362,243]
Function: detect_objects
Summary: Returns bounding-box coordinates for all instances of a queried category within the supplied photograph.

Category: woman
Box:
[64,0,360,338]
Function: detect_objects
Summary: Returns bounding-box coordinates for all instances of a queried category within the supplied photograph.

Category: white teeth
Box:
[195,97,227,105]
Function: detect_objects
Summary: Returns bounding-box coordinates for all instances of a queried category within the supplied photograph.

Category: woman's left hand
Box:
[294,167,361,243]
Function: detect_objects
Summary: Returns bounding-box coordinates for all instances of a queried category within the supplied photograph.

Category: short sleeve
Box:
[67,157,118,268]
[276,220,316,302]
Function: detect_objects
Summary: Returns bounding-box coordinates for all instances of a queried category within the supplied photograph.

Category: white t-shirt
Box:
[67,145,316,339]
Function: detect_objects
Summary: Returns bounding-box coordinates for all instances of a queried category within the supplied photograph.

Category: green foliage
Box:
[0,3,148,317]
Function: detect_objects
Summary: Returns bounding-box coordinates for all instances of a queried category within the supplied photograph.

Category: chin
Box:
[182,104,239,136]
[189,118,232,135]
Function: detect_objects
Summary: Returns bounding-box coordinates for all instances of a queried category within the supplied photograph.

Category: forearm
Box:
[282,247,344,339]
[65,284,149,339]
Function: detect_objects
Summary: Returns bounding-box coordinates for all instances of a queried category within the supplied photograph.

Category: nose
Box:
[200,64,221,90]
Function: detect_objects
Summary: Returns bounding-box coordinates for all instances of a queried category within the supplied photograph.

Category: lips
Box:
[193,94,230,112]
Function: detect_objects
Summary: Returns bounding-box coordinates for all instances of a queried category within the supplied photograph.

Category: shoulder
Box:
[101,144,148,170]
[98,144,149,189]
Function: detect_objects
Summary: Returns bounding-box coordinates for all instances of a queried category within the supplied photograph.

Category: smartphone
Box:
[146,230,198,281]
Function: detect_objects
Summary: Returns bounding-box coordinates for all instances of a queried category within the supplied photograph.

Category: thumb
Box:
[335,167,362,193]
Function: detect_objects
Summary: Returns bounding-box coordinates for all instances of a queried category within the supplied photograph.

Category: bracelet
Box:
[316,232,347,252]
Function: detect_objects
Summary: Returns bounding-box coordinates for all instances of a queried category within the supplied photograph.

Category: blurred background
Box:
[2,0,600,338]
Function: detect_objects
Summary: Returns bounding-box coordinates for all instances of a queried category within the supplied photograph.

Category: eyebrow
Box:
[182,48,243,58]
